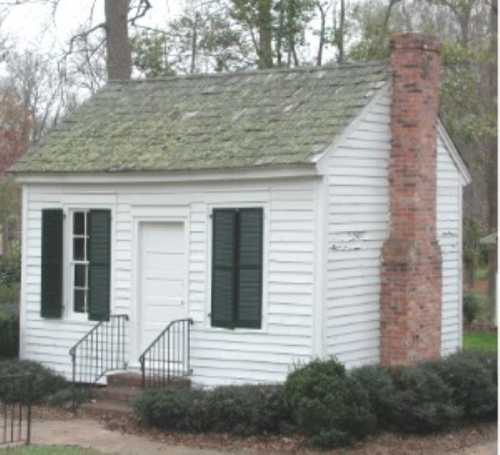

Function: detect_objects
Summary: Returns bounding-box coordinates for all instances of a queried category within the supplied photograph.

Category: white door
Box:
[138,222,187,353]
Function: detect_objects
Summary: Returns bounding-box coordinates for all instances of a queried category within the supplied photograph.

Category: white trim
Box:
[458,185,464,349]
[69,210,90,319]
[61,203,116,322]
[19,185,29,359]
[312,176,328,358]
[14,166,318,185]
[131,211,190,366]
[438,121,472,186]
[205,201,270,334]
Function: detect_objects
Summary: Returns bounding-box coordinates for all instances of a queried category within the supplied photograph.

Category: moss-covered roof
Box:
[13,62,389,174]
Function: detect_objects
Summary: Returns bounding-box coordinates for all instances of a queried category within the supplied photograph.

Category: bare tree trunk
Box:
[316,1,326,66]
[258,0,274,68]
[190,13,199,74]
[487,0,498,324]
[105,0,132,80]
[337,0,345,63]
[276,0,285,66]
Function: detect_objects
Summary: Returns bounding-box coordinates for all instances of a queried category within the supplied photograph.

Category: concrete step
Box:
[107,372,192,390]
[94,385,142,403]
[107,372,143,388]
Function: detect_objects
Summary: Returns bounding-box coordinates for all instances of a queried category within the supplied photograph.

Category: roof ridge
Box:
[108,60,388,85]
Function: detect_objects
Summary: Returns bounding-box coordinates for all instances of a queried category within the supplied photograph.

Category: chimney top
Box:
[390,33,441,53]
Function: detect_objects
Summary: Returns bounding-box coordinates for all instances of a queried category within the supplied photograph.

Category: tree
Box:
[486,0,497,320]
[350,0,497,321]
[0,88,31,256]
[105,0,132,80]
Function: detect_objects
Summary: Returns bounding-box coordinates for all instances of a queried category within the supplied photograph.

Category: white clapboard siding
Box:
[324,85,464,366]
[323,86,391,367]
[437,135,463,355]
[20,178,317,385]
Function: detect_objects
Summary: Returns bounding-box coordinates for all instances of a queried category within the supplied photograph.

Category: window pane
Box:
[73,212,85,235]
[73,238,85,260]
[74,289,86,313]
[74,264,86,288]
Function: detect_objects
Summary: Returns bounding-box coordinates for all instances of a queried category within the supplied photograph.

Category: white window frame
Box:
[205,201,269,333]
[70,209,90,319]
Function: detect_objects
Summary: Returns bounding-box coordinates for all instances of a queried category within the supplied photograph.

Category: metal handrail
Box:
[69,314,129,386]
[139,318,193,388]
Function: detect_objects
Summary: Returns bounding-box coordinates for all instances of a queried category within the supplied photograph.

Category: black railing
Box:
[139,318,193,388]
[0,374,32,446]
[69,314,129,386]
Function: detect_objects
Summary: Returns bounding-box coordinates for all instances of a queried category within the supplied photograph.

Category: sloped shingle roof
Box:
[13,62,389,174]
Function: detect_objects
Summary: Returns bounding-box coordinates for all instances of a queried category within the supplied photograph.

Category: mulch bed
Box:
[31,405,497,454]
[100,412,497,454]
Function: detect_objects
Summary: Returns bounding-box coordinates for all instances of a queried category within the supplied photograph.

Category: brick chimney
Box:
[380,33,443,366]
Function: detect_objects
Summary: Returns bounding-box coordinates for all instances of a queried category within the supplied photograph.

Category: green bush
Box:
[425,352,497,421]
[135,353,497,449]
[134,384,290,436]
[0,245,21,287]
[0,360,67,404]
[463,292,483,324]
[0,310,18,359]
[284,359,377,448]
[134,389,208,432]
[382,366,463,433]
[203,385,290,436]
[0,284,19,305]
[45,386,93,409]
[350,365,395,426]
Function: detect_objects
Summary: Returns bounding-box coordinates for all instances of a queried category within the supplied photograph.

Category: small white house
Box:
[13,33,470,387]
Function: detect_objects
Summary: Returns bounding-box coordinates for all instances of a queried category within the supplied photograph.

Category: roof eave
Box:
[437,119,472,186]
[14,163,319,185]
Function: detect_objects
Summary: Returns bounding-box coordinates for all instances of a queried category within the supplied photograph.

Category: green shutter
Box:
[211,209,237,328]
[237,209,263,328]
[87,210,111,321]
[41,209,64,318]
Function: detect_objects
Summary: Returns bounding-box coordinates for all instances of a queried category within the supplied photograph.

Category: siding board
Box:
[21,178,317,385]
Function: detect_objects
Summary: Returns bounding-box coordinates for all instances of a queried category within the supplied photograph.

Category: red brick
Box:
[380,33,443,366]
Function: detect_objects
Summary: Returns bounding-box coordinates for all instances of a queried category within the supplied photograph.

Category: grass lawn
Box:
[0,447,104,454]
[464,331,498,353]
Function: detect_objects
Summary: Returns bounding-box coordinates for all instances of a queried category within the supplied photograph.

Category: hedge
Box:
[135,384,291,436]
[0,360,68,404]
[0,311,19,359]
[134,351,497,449]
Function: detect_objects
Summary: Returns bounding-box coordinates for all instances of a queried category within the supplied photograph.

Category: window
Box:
[71,211,90,314]
[40,208,111,321]
[211,208,263,329]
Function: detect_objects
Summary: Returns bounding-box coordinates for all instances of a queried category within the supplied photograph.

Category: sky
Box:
[1,0,338,64]
[2,0,182,54]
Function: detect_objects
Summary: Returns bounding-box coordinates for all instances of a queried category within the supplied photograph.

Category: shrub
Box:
[135,353,497,448]
[425,351,497,421]
[45,386,93,409]
[134,384,290,436]
[134,389,208,432]
[383,365,463,433]
[0,310,18,359]
[463,292,483,324]
[350,365,396,426]
[0,245,21,287]
[0,284,19,305]
[203,385,290,436]
[284,358,377,448]
[0,360,67,404]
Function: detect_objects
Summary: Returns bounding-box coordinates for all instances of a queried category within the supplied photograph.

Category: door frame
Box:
[131,212,189,366]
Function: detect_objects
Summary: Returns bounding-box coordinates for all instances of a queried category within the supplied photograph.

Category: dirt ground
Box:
[27,415,497,455]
